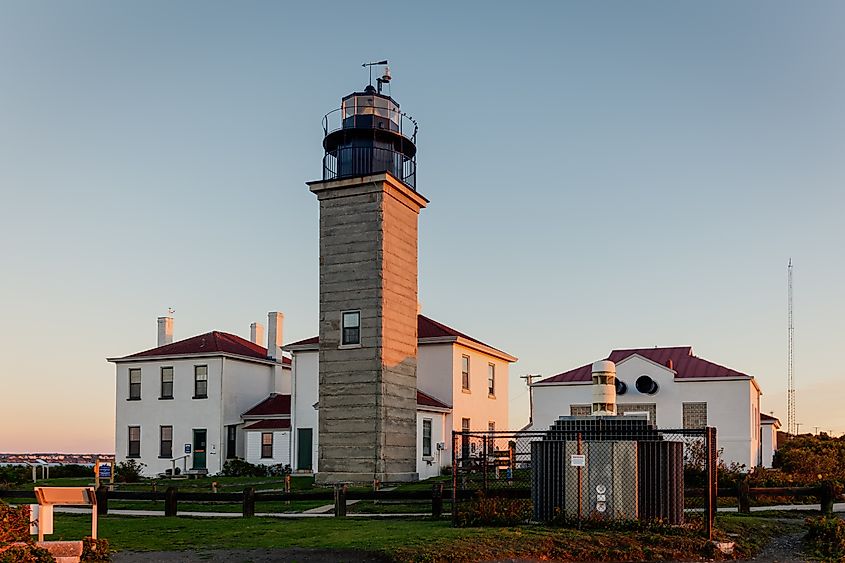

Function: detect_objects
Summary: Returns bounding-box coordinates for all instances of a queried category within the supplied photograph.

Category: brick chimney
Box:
[266,312,283,360]
[157,316,173,347]
[250,322,265,346]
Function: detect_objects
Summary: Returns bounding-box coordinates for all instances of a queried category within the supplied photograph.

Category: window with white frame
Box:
[194,365,208,399]
[128,426,141,457]
[487,363,496,396]
[341,311,361,346]
[160,425,173,458]
[461,355,470,391]
[128,369,141,400]
[422,419,432,457]
[261,432,273,458]
[160,367,173,399]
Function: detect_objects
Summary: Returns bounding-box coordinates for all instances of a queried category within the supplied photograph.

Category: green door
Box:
[297,428,313,470]
[192,429,207,470]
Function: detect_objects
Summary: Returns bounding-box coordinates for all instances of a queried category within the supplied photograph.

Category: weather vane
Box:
[362,60,391,93]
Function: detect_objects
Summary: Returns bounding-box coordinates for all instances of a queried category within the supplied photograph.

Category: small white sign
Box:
[570,454,586,467]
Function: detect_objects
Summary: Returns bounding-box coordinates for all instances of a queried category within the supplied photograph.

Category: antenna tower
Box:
[787,259,796,436]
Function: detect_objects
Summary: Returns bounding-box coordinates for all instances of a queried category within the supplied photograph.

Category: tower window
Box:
[341,311,361,346]
[128,369,141,400]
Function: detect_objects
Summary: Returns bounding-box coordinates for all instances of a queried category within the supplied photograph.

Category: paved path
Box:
[112,548,388,562]
[55,506,428,518]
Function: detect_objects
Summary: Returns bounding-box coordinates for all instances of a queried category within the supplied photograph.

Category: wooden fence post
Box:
[738,478,751,514]
[96,485,109,515]
[334,484,347,517]
[820,481,835,515]
[243,487,256,517]
[432,482,443,518]
[164,487,177,517]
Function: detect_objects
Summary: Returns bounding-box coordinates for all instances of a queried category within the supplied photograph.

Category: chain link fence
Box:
[452,422,717,535]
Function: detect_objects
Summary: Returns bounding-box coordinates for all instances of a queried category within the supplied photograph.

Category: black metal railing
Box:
[323,107,417,144]
[322,146,416,189]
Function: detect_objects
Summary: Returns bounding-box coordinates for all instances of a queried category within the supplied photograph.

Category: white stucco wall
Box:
[290,350,319,472]
[416,410,449,480]
[530,354,761,468]
[115,355,280,476]
[761,423,778,467]
[450,344,510,434]
[221,358,277,460]
[417,344,455,407]
[245,430,291,466]
[115,357,224,475]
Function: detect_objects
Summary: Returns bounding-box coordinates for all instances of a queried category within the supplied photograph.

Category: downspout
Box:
[219,356,225,473]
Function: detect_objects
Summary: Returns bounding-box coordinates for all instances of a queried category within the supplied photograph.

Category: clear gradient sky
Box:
[1,1,843,453]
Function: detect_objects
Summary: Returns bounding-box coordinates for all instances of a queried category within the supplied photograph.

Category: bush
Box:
[0,503,31,544]
[81,537,110,562]
[774,434,845,485]
[0,467,31,488]
[0,544,55,563]
[114,460,146,483]
[49,465,94,479]
[805,516,845,561]
[220,459,267,477]
[455,493,531,527]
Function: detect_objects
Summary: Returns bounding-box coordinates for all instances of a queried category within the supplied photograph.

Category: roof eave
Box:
[108,352,282,366]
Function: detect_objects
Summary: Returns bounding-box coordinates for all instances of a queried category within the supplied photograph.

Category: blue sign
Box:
[184,444,192,454]
[98,464,112,478]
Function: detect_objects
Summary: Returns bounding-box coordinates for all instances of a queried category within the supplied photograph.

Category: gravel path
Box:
[747,530,807,562]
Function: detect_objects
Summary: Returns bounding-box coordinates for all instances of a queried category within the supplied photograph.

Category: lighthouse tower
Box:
[308,65,427,483]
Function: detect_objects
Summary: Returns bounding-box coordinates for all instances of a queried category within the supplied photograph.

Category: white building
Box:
[285,314,517,480]
[529,346,773,468]
[108,313,290,476]
[760,413,781,467]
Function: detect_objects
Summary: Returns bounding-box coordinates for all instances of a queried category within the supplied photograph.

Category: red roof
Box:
[243,419,291,430]
[242,393,291,417]
[122,331,291,365]
[286,315,508,357]
[417,390,451,410]
[761,413,781,424]
[538,346,751,384]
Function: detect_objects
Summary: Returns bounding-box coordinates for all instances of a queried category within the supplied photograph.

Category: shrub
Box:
[114,460,146,483]
[805,516,845,561]
[774,434,845,485]
[0,503,31,544]
[49,465,94,479]
[0,544,55,563]
[220,459,272,477]
[0,467,31,488]
[81,537,110,562]
[455,493,531,527]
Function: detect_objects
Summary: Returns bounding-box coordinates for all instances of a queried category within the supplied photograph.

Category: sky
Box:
[1,1,843,453]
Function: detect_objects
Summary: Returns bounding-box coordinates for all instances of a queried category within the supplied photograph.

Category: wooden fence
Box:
[1,482,839,519]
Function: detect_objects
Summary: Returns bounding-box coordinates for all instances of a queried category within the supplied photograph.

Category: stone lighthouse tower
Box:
[307,65,427,483]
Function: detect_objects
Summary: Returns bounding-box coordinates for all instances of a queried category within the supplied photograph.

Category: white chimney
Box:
[250,322,265,346]
[266,311,284,360]
[157,316,174,347]
[591,360,616,416]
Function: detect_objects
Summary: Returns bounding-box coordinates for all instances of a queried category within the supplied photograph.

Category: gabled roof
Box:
[113,331,291,365]
[536,346,751,384]
[242,393,291,418]
[761,413,781,426]
[243,419,291,431]
[417,390,451,411]
[285,315,516,361]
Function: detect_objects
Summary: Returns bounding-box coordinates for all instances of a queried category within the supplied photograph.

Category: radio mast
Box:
[787,259,796,436]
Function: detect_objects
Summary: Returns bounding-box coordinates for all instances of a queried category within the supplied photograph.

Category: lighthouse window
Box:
[341,311,361,346]
[592,374,615,385]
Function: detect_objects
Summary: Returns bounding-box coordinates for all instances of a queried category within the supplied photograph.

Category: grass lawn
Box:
[45,512,803,562]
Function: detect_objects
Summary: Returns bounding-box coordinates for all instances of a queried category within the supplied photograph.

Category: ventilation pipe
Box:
[635,375,659,395]
[591,360,617,416]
